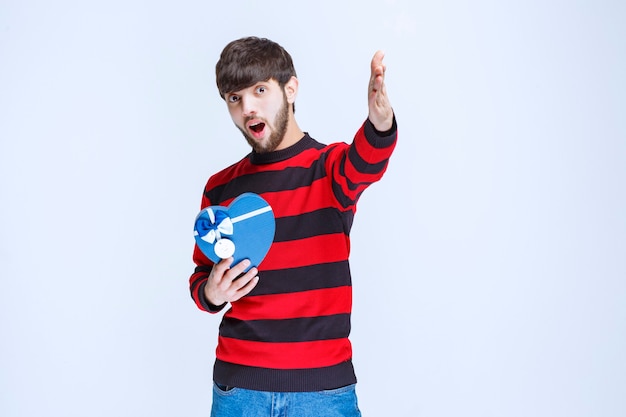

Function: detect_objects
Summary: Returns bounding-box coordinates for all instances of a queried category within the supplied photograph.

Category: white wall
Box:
[1,1,624,416]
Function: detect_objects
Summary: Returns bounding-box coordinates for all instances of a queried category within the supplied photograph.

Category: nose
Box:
[241,96,257,118]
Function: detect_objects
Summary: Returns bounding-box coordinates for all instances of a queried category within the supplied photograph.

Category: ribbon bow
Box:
[196,208,233,244]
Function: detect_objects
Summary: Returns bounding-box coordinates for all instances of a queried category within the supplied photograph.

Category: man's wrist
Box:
[200,282,227,312]
[368,113,397,137]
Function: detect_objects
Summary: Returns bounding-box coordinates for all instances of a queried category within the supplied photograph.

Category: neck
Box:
[275,114,304,151]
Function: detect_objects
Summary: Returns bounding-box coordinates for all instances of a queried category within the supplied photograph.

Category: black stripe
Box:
[274,208,352,242]
[331,178,357,209]
[330,154,358,209]
[219,314,351,343]
[254,261,352,296]
[331,149,387,208]
[348,144,389,175]
[194,265,213,274]
[364,116,398,147]
[213,359,356,392]
[189,266,211,294]
[206,164,327,205]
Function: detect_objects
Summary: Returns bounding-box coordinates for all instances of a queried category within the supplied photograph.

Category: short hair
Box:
[215,37,297,99]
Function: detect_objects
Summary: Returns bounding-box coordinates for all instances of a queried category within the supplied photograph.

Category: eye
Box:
[227,94,240,103]
[255,86,266,94]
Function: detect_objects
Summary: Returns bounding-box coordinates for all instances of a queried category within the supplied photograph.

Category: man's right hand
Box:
[204,257,259,306]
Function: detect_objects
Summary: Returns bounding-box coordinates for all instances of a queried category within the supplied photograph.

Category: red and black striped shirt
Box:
[189,118,397,392]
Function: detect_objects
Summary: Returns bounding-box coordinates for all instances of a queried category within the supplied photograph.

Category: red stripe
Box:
[227,286,352,321]
[331,166,365,203]
[215,176,341,219]
[261,233,349,270]
[192,244,213,266]
[189,245,213,311]
[210,148,327,188]
[344,161,387,185]
[189,275,206,310]
[209,159,253,187]
[352,125,395,164]
[262,180,337,218]
[216,336,353,369]
[263,147,327,170]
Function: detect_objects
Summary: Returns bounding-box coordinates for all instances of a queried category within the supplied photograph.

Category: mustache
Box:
[244,116,267,124]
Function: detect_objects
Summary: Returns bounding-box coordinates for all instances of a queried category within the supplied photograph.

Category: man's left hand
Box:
[368,50,394,132]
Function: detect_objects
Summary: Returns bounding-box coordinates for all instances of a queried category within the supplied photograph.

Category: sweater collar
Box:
[248,133,314,165]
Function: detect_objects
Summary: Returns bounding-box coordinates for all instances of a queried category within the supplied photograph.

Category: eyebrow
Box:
[228,82,271,96]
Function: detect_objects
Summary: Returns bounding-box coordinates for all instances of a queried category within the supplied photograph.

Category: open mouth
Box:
[246,120,267,139]
[249,122,265,133]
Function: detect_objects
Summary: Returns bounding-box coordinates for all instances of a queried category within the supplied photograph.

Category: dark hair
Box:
[215,37,297,99]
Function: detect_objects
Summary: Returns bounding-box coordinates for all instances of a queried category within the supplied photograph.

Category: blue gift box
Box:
[194,193,275,271]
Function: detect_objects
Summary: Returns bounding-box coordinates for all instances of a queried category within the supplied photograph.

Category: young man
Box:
[189,37,397,416]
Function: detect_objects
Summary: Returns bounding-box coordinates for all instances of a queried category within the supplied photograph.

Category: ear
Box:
[284,76,299,104]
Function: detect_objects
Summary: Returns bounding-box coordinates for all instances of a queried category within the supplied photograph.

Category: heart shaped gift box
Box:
[194,193,275,271]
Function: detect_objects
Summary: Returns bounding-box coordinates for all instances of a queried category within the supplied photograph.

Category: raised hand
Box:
[368,50,394,132]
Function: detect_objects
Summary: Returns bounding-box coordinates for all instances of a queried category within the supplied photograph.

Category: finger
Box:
[232,267,258,291]
[371,54,385,85]
[231,274,260,302]
[370,75,385,101]
[370,50,385,75]
[212,257,235,281]
[375,77,387,96]
[225,258,252,281]
[374,73,384,91]
[369,53,387,94]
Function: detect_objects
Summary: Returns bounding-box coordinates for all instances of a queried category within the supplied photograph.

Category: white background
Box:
[1,1,624,416]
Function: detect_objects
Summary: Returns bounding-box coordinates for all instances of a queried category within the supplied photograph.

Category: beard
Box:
[237,94,290,154]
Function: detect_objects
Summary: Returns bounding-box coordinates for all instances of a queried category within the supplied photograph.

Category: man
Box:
[189,36,397,416]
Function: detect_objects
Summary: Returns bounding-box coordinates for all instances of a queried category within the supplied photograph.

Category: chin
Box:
[251,133,284,153]
[254,142,279,154]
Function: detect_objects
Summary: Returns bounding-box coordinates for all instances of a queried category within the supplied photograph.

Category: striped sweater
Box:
[189,118,397,392]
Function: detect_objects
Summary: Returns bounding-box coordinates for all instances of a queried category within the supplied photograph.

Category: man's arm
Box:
[322,51,397,209]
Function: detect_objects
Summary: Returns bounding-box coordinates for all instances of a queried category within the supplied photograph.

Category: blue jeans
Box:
[210,383,362,417]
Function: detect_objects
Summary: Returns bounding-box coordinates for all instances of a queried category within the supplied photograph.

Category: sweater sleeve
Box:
[328,115,398,208]
[188,190,227,313]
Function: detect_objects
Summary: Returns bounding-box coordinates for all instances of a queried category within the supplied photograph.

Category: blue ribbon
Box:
[196,208,233,244]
